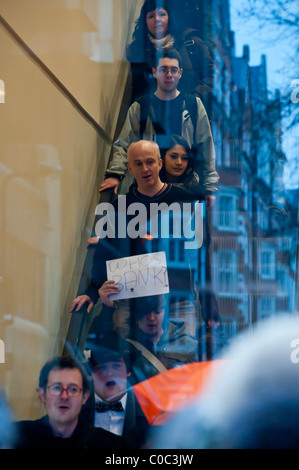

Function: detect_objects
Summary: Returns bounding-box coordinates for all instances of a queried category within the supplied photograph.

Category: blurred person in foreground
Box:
[15,356,129,449]
[0,388,16,449]
[150,314,299,449]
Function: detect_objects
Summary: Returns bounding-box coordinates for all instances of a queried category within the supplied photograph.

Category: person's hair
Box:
[127,140,161,163]
[130,294,169,330]
[38,356,90,393]
[158,134,194,182]
[88,331,132,373]
[131,0,183,47]
[153,47,183,69]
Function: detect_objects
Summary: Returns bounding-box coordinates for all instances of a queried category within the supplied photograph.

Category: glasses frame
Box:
[47,383,83,397]
[156,66,181,76]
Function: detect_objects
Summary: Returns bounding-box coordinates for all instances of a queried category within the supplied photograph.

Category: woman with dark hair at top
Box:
[159,134,204,200]
[126,0,213,103]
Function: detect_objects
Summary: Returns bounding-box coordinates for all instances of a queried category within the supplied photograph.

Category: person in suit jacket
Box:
[15,356,129,449]
[86,330,150,448]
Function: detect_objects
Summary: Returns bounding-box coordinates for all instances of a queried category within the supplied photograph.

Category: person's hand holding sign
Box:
[99,280,120,307]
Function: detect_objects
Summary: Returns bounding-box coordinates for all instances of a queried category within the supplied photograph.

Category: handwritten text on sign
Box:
[106,252,169,300]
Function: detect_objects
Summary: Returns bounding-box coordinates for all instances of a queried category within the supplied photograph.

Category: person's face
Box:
[92,358,130,402]
[146,8,169,38]
[153,57,182,93]
[138,307,165,338]
[164,144,189,179]
[39,368,89,429]
[127,142,162,191]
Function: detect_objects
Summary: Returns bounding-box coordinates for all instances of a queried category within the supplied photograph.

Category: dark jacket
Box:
[127,320,199,383]
[84,183,197,306]
[15,415,130,449]
[160,166,203,200]
[122,389,150,448]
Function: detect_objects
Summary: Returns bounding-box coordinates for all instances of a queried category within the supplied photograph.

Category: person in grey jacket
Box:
[99,48,219,209]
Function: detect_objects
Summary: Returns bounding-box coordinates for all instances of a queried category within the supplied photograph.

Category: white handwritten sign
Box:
[106,251,169,300]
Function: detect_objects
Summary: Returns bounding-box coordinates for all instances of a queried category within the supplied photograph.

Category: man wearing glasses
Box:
[99,48,218,209]
[15,356,129,449]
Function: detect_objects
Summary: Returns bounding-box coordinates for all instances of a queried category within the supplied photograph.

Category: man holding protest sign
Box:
[70,140,199,317]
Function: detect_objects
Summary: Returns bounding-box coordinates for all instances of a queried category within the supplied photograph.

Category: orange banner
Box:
[133,360,224,425]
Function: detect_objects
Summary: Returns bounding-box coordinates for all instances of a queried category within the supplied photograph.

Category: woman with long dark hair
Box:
[159,134,204,200]
[126,0,213,103]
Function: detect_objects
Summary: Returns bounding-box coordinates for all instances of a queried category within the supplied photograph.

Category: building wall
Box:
[0,0,143,420]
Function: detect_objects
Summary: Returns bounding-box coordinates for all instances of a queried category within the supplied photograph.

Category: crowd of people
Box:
[66,0,224,449]
[2,0,298,451]
[8,0,228,450]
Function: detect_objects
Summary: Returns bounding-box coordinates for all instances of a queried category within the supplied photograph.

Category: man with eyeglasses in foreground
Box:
[15,356,129,449]
[99,48,218,209]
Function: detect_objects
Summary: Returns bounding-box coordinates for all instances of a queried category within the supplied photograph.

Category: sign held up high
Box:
[106,251,169,300]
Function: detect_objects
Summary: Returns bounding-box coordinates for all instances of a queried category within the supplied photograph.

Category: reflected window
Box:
[277,264,290,296]
[0,79,5,103]
[84,0,114,63]
[257,201,269,230]
[218,194,237,231]
[259,247,275,279]
[224,136,230,166]
[257,143,271,186]
[212,122,222,166]
[217,249,237,293]
[258,296,275,320]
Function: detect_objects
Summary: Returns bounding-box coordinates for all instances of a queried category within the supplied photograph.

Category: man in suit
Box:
[15,356,129,449]
[87,330,150,448]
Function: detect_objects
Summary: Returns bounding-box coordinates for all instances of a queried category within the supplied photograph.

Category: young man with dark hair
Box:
[15,356,129,449]
[126,295,198,378]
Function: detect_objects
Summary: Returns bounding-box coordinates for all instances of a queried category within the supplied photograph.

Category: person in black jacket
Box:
[15,356,129,449]
[126,0,213,103]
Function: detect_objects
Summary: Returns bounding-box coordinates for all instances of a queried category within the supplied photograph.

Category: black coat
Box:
[122,389,150,448]
[84,183,196,305]
[81,382,150,449]
[14,415,129,449]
